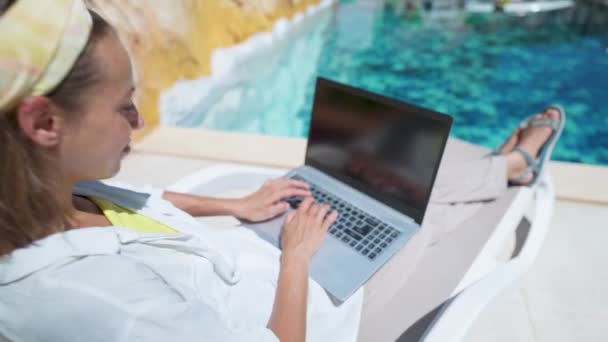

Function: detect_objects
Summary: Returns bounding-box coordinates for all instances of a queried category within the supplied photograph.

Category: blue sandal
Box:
[508,105,566,186]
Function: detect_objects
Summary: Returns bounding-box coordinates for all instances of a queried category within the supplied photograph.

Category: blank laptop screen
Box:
[305,78,452,224]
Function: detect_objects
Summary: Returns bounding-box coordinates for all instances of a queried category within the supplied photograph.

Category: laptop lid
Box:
[305,77,453,225]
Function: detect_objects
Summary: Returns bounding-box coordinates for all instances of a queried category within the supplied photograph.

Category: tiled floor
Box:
[466,200,608,342]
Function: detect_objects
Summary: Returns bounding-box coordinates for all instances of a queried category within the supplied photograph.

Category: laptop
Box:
[246,77,453,303]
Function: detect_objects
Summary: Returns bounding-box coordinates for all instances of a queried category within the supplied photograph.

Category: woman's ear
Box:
[16,96,63,147]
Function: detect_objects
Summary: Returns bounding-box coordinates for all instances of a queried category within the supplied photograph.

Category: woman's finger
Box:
[285,179,310,190]
[272,177,310,190]
[284,210,297,224]
[308,203,321,219]
[268,188,311,204]
[322,210,338,231]
[272,178,311,194]
[316,204,330,222]
[297,197,315,214]
[266,202,290,218]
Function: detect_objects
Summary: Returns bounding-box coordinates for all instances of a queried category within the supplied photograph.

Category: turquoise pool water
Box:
[293,3,608,165]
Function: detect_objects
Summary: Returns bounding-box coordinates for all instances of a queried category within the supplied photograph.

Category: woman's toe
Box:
[545,107,561,119]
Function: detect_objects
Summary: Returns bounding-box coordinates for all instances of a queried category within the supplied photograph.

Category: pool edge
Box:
[134,127,608,205]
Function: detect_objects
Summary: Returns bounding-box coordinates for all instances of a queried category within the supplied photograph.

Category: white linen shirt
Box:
[0,180,363,342]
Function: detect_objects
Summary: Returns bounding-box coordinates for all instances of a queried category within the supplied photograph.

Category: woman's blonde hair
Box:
[0,2,113,255]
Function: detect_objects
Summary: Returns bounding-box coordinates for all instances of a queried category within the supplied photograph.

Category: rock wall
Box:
[158,0,335,136]
[85,0,321,136]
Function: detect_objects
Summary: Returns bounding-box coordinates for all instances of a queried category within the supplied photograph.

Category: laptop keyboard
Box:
[287,176,402,261]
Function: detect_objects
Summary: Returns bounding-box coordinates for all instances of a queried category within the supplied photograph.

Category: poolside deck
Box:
[464,199,608,342]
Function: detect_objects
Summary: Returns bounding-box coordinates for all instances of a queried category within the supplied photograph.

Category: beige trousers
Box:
[357,137,508,342]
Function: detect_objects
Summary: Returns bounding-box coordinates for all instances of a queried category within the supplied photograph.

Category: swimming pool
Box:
[162,1,608,165]
[302,2,608,165]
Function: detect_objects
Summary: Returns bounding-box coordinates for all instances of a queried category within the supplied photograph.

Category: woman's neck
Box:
[63,179,106,228]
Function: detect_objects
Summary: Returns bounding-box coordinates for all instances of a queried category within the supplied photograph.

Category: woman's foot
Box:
[497,127,521,155]
[506,108,561,184]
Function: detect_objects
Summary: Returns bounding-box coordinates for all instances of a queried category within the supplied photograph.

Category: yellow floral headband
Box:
[0,0,92,112]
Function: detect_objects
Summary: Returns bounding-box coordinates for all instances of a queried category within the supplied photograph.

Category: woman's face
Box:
[59,32,143,182]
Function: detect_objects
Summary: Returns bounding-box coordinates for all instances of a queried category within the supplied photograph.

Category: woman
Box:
[0,1,350,341]
[0,1,563,341]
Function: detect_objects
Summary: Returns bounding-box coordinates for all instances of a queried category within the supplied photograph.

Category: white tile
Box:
[521,201,608,342]
[464,201,608,342]
[465,288,537,342]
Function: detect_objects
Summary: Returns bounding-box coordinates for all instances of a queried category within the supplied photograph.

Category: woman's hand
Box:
[234,178,311,222]
[280,197,338,262]
[268,197,336,342]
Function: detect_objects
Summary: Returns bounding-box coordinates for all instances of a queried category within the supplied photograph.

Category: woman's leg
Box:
[431,139,508,204]
[357,108,561,342]
[356,138,506,342]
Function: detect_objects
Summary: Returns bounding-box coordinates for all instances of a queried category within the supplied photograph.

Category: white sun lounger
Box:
[165,138,554,342]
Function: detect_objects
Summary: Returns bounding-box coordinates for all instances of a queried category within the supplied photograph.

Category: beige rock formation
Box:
[85,0,320,137]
